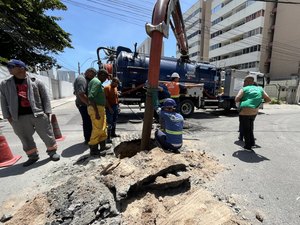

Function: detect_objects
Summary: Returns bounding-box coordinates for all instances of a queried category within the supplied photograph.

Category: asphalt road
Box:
[0,101,300,225]
[185,104,300,225]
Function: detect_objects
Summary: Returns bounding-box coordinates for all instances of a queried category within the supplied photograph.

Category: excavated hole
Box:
[114,138,157,159]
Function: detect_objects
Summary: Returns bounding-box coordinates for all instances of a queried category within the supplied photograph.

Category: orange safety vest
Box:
[165,81,180,98]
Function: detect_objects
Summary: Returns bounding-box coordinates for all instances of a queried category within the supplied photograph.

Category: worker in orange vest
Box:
[165,72,186,112]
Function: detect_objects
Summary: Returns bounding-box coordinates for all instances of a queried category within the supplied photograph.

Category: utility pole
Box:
[78,62,80,75]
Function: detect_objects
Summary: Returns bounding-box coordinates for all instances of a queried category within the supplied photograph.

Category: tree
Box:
[0,0,72,71]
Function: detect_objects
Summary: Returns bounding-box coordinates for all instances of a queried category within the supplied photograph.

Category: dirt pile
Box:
[2,140,249,225]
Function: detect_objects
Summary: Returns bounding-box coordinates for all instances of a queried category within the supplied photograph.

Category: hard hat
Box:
[171,72,180,78]
[163,98,177,108]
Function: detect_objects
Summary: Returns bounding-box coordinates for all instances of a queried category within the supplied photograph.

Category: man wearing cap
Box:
[155,98,184,153]
[88,69,111,156]
[165,72,186,112]
[0,59,60,166]
[73,68,96,144]
[235,75,271,151]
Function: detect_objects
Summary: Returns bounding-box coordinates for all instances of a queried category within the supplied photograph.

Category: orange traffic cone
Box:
[0,135,21,167]
[51,114,65,141]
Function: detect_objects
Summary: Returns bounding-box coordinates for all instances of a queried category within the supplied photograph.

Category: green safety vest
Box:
[240,85,263,109]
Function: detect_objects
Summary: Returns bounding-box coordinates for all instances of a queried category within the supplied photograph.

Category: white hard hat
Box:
[171,72,180,78]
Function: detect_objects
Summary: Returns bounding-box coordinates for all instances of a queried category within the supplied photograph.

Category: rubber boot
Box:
[106,127,112,144]
[100,140,111,151]
[89,144,100,156]
[23,152,40,167]
[111,126,120,138]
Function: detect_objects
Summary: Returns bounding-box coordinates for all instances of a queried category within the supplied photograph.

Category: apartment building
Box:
[178,1,202,62]
[184,0,300,80]
[138,37,164,56]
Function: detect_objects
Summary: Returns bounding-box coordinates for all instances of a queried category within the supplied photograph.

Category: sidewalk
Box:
[51,96,75,109]
[0,96,76,120]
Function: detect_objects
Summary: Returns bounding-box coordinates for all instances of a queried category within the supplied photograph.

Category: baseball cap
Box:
[7,59,26,68]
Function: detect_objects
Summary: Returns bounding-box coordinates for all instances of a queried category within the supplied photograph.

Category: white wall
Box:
[58,80,74,98]
[0,65,74,100]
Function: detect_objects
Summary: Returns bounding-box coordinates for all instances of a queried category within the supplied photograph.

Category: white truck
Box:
[176,69,265,116]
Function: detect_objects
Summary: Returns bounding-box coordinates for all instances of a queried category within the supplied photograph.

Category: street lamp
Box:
[78,57,92,75]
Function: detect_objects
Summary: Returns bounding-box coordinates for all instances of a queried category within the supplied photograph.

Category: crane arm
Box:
[145,0,189,61]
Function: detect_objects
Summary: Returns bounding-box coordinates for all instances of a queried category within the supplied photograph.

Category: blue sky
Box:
[49,0,195,74]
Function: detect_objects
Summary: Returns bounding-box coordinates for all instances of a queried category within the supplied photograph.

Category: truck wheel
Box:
[180,99,194,117]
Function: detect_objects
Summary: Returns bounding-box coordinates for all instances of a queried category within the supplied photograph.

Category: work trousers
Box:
[239,115,256,148]
[172,97,180,113]
[155,129,182,152]
[88,105,107,145]
[106,104,118,132]
[11,113,57,156]
[78,105,92,142]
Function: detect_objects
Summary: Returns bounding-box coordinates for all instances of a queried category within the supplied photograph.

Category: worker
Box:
[158,81,171,105]
[144,80,170,122]
[88,69,111,156]
[104,77,120,143]
[235,76,271,150]
[155,98,184,153]
[73,68,96,144]
[154,81,170,122]
[165,72,186,112]
[0,59,60,166]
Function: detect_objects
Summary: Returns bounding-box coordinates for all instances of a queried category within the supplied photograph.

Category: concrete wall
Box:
[59,80,74,98]
[265,79,300,103]
[0,65,74,100]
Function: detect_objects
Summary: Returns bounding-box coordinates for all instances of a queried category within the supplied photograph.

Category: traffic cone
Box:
[0,135,21,167]
[51,114,65,141]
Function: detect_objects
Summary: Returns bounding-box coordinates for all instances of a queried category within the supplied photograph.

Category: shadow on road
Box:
[234,140,244,147]
[0,158,50,178]
[232,150,269,163]
[188,109,239,120]
[61,142,89,158]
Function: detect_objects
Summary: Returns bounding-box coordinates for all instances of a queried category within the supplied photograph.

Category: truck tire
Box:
[180,99,194,117]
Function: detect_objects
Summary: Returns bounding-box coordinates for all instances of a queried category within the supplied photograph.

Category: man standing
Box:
[155,98,184,153]
[235,75,271,150]
[104,77,120,143]
[165,72,186,112]
[88,69,111,156]
[73,68,96,144]
[0,59,60,167]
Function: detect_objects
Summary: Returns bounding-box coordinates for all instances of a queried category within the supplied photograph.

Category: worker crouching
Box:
[155,98,184,153]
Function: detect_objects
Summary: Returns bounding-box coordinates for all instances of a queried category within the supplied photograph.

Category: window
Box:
[187,30,201,40]
[184,8,201,23]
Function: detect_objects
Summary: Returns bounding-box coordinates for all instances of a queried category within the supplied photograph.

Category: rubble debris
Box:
[2,138,250,225]
[256,212,264,222]
[0,214,12,223]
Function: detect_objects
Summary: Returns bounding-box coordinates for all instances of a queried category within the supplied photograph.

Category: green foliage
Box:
[0,0,72,71]
[269,98,281,104]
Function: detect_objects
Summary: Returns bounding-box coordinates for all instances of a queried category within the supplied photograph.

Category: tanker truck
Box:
[97,45,265,117]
